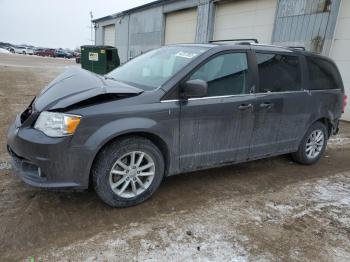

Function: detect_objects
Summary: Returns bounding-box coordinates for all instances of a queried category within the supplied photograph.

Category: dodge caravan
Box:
[7,43,347,207]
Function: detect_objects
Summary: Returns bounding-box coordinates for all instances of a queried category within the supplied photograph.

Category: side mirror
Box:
[181,79,208,99]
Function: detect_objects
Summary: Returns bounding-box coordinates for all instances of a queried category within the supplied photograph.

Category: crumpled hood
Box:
[34,67,143,111]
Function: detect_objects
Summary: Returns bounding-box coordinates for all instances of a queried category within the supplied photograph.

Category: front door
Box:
[179,51,256,171]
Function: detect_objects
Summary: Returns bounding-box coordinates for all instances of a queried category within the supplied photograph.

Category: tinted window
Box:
[256,53,301,93]
[306,57,341,90]
[190,53,249,97]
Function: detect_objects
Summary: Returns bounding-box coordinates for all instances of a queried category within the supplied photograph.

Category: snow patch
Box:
[0,161,12,170]
[0,48,10,54]
[328,136,350,148]
[38,172,350,261]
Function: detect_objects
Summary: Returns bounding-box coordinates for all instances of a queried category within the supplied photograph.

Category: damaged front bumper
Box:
[6,114,90,189]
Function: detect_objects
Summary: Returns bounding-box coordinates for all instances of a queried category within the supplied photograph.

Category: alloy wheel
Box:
[305,129,325,159]
[109,151,155,198]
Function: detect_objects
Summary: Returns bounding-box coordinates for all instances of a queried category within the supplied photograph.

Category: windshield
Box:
[106,46,209,90]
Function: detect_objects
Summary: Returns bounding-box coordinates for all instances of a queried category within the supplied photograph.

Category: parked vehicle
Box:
[33,48,44,55]
[75,54,81,64]
[9,46,33,55]
[7,43,347,207]
[26,48,34,55]
[35,48,55,57]
[73,51,80,58]
[54,49,73,59]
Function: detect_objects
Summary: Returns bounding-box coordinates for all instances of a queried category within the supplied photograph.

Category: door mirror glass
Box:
[182,79,208,98]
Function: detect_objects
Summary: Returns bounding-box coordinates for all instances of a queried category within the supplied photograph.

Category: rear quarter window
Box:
[306,56,341,90]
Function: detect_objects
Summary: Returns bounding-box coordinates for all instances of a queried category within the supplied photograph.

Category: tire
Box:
[92,136,165,207]
[291,121,328,165]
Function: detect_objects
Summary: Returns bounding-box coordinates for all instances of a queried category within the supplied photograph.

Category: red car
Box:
[35,48,56,57]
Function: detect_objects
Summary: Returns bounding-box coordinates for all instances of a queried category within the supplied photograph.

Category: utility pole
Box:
[90,11,94,45]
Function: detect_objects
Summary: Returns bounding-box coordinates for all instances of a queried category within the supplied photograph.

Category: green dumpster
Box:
[80,45,120,74]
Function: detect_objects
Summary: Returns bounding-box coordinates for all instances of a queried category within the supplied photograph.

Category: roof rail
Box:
[287,46,306,51]
[209,39,259,44]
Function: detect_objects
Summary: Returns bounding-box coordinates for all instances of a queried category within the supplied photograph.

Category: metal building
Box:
[93,0,349,121]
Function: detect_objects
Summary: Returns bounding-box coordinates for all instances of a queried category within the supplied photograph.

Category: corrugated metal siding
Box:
[128,6,163,59]
[196,1,212,43]
[114,16,130,63]
[94,0,212,63]
[330,0,350,121]
[272,0,341,54]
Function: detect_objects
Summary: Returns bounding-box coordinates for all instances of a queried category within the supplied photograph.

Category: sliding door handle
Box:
[260,102,273,109]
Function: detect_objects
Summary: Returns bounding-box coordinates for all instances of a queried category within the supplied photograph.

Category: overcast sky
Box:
[0,0,153,49]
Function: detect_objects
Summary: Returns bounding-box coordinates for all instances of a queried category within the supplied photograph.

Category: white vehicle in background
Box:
[9,46,34,55]
[25,48,34,55]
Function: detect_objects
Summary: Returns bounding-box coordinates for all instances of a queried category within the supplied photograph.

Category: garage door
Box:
[103,24,115,46]
[330,0,350,121]
[213,0,277,44]
[164,8,197,45]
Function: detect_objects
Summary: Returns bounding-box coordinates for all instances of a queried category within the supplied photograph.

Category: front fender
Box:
[85,117,160,151]
[73,116,178,186]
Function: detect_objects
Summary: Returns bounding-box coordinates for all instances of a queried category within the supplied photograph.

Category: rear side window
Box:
[256,53,301,93]
[306,57,341,90]
[189,52,249,97]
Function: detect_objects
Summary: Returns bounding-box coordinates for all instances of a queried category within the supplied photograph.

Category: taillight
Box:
[343,94,347,113]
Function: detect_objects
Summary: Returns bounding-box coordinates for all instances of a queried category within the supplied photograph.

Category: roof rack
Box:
[209,39,259,44]
[287,46,306,51]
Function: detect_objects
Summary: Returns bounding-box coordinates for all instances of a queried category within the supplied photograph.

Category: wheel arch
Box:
[298,116,334,147]
[88,131,170,188]
[315,117,333,138]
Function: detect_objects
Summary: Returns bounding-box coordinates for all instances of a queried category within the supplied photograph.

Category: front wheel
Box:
[92,137,165,207]
[291,122,328,165]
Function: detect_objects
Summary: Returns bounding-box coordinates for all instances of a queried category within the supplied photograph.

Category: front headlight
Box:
[34,111,81,137]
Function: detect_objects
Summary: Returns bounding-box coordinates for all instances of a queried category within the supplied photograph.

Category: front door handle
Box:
[260,102,273,109]
[238,104,253,110]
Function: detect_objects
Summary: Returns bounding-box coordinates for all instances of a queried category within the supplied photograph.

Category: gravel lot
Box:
[1,53,350,261]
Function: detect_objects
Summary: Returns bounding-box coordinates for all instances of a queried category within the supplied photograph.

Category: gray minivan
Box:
[7,42,347,207]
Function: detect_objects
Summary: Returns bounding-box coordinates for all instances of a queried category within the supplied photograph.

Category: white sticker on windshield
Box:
[175,51,198,59]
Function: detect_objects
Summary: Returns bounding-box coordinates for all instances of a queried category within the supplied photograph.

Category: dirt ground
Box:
[1,53,350,261]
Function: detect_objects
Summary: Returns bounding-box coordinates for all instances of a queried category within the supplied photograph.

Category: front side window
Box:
[256,53,301,93]
[306,57,341,90]
[107,46,208,90]
[189,52,249,97]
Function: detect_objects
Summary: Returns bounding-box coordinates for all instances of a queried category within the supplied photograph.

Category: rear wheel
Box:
[291,122,328,165]
[92,137,165,207]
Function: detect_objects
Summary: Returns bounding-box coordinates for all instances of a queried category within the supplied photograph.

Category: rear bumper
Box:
[7,116,91,189]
